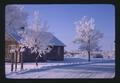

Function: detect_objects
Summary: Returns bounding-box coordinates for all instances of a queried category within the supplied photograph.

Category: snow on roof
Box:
[7,30,22,44]
[7,31,65,46]
[10,32,21,42]
[48,33,65,46]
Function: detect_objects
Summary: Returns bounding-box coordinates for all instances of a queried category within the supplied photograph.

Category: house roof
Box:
[47,32,65,46]
[5,30,22,44]
[9,31,22,43]
[6,30,65,46]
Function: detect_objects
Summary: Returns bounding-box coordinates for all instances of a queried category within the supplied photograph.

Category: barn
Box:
[5,31,65,62]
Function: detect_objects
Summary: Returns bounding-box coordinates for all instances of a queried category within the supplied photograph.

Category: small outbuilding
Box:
[5,31,65,62]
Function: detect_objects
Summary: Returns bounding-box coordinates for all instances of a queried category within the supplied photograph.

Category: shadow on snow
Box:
[14,58,115,75]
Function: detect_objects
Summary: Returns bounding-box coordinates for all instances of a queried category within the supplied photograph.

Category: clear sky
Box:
[21,4,115,51]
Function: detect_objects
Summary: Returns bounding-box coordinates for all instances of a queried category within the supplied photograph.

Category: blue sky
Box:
[21,4,115,51]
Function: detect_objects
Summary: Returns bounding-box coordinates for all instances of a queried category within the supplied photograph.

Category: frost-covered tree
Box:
[31,10,42,32]
[31,11,49,32]
[5,5,28,33]
[20,10,53,65]
[5,5,28,70]
[73,16,103,61]
[29,11,53,53]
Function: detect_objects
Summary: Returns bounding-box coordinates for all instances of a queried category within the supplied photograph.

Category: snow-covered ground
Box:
[5,57,115,79]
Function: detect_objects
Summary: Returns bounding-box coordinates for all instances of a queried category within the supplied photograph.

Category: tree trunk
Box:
[20,52,23,70]
[88,50,91,62]
[88,38,91,62]
[15,51,18,71]
[36,59,38,66]
[11,53,14,71]
[35,54,39,66]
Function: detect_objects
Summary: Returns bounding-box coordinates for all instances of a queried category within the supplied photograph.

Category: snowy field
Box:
[5,57,115,79]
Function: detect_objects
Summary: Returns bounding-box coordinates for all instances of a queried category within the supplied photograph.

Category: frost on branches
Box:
[5,5,28,33]
[20,10,53,57]
[74,16,103,61]
[31,11,49,32]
